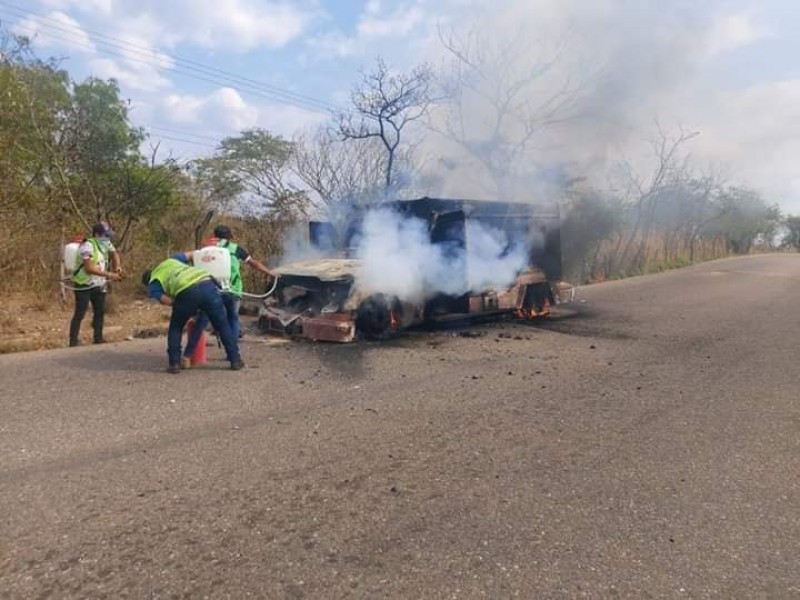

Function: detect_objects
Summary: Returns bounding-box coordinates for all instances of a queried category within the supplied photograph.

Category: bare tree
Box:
[292,127,390,207]
[608,123,700,270]
[436,25,590,198]
[337,57,434,192]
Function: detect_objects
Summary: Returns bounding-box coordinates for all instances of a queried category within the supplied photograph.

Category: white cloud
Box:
[357,2,427,38]
[138,87,328,159]
[37,0,113,15]
[263,103,330,136]
[159,87,326,135]
[306,32,360,59]
[88,57,171,91]
[12,11,96,54]
[15,8,176,92]
[305,0,432,63]
[163,88,259,130]
[87,32,174,91]
[707,11,769,56]
[102,0,316,52]
[37,0,317,53]
[184,1,311,50]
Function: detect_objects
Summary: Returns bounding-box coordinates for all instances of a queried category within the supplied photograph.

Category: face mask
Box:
[98,237,111,250]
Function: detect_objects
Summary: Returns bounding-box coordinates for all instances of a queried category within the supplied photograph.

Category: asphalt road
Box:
[1,254,798,599]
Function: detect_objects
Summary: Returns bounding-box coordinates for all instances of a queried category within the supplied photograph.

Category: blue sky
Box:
[5,0,800,212]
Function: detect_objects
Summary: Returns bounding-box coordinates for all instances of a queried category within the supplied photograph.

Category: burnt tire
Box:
[356,294,397,340]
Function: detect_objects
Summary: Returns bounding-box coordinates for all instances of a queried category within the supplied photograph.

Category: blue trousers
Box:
[168,280,240,367]
[185,292,241,357]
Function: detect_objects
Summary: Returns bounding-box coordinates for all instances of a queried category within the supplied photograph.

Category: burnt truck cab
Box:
[258,197,572,342]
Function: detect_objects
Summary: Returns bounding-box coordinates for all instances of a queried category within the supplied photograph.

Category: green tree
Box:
[781,215,800,250]
[50,77,146,231]
[0,32,72,286]
[0,32,69,220]
[190,156,244,213]
[101,156,182,250]
[710,187,781,254]
[193,128,307,216]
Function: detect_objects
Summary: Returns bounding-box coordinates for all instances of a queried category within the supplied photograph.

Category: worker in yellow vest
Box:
[69,222,122,346]
[142,253,244,374]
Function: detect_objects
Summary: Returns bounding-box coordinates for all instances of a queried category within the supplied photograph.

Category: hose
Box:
[60,273,280,298]
[240,275,280,300]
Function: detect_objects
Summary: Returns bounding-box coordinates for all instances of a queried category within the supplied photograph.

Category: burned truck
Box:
[258,197,570,342]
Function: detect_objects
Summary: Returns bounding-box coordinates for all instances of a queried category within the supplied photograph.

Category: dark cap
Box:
[92,222,115,238]
[213,225,232,240]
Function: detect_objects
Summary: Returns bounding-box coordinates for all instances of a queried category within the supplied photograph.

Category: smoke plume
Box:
[418,0,729,201]
[354,208,530,302]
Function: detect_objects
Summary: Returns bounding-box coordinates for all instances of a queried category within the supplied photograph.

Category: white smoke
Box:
[416,0,732,202]
[279,222,328,265]
[465,221,530,292]
[354,208,530,302]
[353,209,439,300]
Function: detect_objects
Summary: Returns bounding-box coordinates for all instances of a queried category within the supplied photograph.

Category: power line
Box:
[0,1,338,112]
[9,16,331,113]
[0,1,340,114]
[144,125,222,144]
[1,21,221,150]
[145,133,217,150]
[1,5,335,156]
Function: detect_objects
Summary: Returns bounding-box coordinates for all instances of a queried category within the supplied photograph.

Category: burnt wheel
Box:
[356,294,399,340]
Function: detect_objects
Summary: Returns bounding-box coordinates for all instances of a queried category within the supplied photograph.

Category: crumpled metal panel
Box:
[273,259,361,281]
[259,306,302,328]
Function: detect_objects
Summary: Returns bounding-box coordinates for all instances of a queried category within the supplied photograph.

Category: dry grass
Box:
[585,234,728,282]
[0,290,169,354]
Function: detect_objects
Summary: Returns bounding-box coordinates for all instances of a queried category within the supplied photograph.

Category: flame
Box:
[515,298,551,320]
[390,309,399,329]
